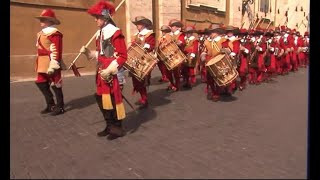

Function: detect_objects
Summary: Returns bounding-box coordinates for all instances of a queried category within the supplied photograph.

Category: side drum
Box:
[157,40,187,70]
[205,54,239,87]
[124,42,158,82]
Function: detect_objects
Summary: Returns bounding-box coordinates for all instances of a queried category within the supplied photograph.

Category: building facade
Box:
[10,0,310,79]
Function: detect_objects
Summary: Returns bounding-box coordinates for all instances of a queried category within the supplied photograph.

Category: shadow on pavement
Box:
[123,88,172,134]
[149,75,169,86]
[148,88,172,107]
[123,108,157,134]
[64,94,96,111]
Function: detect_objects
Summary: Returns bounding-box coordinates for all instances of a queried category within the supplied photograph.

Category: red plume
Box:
[87,0,115,16]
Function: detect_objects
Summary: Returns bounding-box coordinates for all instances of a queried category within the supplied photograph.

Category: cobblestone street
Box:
[10,68,308,179]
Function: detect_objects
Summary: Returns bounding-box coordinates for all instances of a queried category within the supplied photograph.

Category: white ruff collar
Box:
[98,23,120,40]
[173,30,181,35]
[41,26,57,35]
[139,28,152,36]
[187,36,195,41]
[228,36,236,41]
[214,36,221,42]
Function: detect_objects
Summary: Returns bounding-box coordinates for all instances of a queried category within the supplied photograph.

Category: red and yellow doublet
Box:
[95,28,127,120]
[35,27,63,84]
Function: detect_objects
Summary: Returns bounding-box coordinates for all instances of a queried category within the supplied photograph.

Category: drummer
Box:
[166,19,186,92]
[221,25,241,95]
[130,16,156,109]
[156,25,172,83]
[200,23,227,101]
[182,25,199,88]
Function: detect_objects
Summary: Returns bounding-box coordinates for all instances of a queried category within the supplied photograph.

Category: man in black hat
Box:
[166,19,186,92]
[222,25,241,95]
[182,25,199,88]
[201,24,227,101]
[130,16,156,109]
[156,25,172,83]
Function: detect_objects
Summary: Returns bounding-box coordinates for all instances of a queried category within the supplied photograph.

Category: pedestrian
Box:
[34,8,65,116]
[80,0,127,140]
[129,16,156,109]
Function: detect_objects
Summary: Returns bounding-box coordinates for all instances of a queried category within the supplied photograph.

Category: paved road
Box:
[10,67,308,179]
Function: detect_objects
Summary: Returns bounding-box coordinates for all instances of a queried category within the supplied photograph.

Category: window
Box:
[260,0,269,13]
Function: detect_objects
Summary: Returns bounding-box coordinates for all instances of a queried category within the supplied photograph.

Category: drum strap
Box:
[211,41,221,53]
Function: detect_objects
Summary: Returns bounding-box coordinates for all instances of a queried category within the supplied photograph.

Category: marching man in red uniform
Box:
[167,19,186,92]
[182,25,199,88]
[34,9,65,116]
[264,29,277,82]
[157,25,172,83]
[130,16,156,109]
[302,31,309,66]
[273,27,284,75]
[80,0,127,139]
[221,25,240,94]
[279,26,293,75]
[237,28,250,90]
[201,24,227,101]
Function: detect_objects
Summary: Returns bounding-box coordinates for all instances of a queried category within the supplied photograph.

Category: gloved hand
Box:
[256,46,262,51]
[189,53,196,59]
[80,46,90,54]
[143,43,151,50]
[200,53,206,62]
[108,60,119,75]
[230,52,236,59]
[47,60,60,75]
[100,68,111,80]
[240,46,249,53]
[80,46,96,60]
[99,60,119,80]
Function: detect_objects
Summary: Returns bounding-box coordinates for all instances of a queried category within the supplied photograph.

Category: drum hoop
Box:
[206,54,226,66]
[126,43,159,81]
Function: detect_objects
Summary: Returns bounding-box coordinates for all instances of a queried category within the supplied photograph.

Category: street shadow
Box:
[179,76,204,91]
[123,88,172,134]
[148,88,172,107]
[64,94,96,111]
[149,75,169,86]
[219,95,238,102]
[205,91,238,102]
[123,108,157,134]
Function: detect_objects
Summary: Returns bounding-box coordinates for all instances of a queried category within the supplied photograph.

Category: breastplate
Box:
[101,38,114,57]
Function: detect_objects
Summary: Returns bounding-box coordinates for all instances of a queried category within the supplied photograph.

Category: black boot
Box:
[97,124,111,137]
[51,86,65,116]
[107,121,125,140]
[35,82,56,114]
[95,94,111,137]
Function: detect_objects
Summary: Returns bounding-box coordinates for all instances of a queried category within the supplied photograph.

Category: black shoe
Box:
[40,105,55,114]
[109,125,125,137]
[138,102,148,109]
[97,128,110,137]
[182,83,192,89]
[50,107,65,116]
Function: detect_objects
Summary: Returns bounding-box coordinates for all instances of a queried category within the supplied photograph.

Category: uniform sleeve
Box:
[47,31,63,61]
[144,33,156,52]
[232,40,240,55]
[192,40,199,54]
[259,41,267,52]
[112,30,127,68]
[221,41,228,48]
[177,34,186,49]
